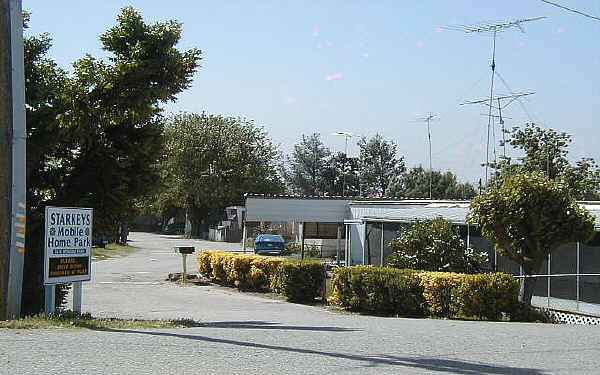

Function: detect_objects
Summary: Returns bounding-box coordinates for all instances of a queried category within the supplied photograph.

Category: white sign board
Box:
[44,206,93,284]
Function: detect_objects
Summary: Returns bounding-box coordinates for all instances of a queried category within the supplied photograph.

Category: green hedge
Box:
[197,250,324,303]
[274,261,325,303]
[330,266,520,320]
[329,266,426,317]
[197,250,283,291]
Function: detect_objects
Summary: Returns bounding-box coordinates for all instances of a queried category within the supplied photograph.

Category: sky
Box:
[23,0,600,185]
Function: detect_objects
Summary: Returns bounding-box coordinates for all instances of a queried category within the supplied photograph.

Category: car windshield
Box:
[257,235,284,242]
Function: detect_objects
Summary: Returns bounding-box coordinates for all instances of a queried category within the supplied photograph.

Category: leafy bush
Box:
[223,255,254,288]
[197,250,284,291]
[250,256,284,290]
[418,271,464,317]
[418,271,520,319]
[252,223,282,236]
[509,302,555,323]
[197,250,214,275]
[453,273,519,320]
[275,261,325,303]
[329,266,426,317]
[329,266,519,321]
[209,251,229,282]
[387,217,488,273]
[286,242,300,254]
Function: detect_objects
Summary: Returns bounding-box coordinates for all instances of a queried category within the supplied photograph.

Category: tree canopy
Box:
[23,7,201,313]
[161,112,283,236]
[490,123,600,200]
[321,152,360,197]
[286,133,331,196]
[387,166,477,199]
[358,134,405,197]
[468,171,596,304]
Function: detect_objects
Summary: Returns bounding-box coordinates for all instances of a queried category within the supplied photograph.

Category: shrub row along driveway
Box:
[2,232,600,374]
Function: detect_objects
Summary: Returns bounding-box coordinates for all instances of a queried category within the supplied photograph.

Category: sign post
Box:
[44,207,93,314]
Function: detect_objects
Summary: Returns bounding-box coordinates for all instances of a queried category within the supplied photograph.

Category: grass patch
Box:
[92,243,137,262]
[0,311,200,330]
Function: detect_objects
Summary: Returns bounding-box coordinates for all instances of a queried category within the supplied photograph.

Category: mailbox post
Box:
[174,246,195,283]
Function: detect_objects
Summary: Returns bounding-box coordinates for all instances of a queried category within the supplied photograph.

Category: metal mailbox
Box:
[174,246,195,254]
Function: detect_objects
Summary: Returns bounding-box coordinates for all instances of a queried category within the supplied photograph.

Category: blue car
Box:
[254,234,286,255]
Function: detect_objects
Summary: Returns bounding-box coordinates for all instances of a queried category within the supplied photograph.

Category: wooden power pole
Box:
[0,0,25,319]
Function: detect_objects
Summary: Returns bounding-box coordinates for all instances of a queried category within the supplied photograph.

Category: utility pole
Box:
[0,0,26,319]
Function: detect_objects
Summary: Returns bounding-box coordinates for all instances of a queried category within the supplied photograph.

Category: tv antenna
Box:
[415,113,439,199]
[463,92,535,162]
[445,16,545,185]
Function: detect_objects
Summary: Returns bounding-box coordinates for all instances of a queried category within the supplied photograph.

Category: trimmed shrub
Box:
[197,250,214,275]
[418,271,464,317]
[330,267,519,321]
[209,251,230,282]
[248,266,268,290]
[275,261,325,303]
[329,266,426,317]
[251,256,284,290]
[453,273,520,320]
[196,250,284,291]
[223,255,254,288]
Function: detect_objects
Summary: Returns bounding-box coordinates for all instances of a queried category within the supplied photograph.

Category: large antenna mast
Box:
[463,91,535,163]
[445,17,545,185]
[415,113,439,199]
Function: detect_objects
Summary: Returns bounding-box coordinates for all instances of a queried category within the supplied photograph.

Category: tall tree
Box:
[321,152,360,197]
[387,166,477,199]
[468,172,595,304]
[162,113,283,237]
[358,134,404,197]
[491,123,600,199]
[22,8,201,314]
[286,133,331,196]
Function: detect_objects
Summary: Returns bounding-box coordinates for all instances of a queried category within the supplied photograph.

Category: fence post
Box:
[322,264,327,306]
[577,241,580,309]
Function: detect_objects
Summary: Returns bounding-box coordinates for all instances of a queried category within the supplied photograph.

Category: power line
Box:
[540,0,600,21]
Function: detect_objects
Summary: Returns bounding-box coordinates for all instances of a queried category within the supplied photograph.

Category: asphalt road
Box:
[2,232,600,375]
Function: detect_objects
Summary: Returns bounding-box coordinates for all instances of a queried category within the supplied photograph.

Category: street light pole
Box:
[331,132,357,197]
[415,113,438,200]
[426,115,432,200]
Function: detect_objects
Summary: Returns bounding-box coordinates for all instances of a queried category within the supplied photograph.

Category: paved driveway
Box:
[2,232,600,374]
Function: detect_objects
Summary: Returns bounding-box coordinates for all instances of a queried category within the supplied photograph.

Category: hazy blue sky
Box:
[24,1,600,185]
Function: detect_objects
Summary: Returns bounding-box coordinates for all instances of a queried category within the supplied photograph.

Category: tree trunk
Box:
[519,275,537,305]
[187,206,203,239]
[519,262,542,305]
[118,221,129,245]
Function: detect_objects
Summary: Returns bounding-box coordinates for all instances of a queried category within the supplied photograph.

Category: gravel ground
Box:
[2,232,600,375]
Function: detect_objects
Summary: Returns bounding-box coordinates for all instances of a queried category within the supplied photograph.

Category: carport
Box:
[244,195,350,261]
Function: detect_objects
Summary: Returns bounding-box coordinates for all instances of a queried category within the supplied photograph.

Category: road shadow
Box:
[196,320,359,332]
[95,327,547,374]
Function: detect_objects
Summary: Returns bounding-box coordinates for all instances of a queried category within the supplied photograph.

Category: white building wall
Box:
[349,204,422,220]
[246,198,349,223]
